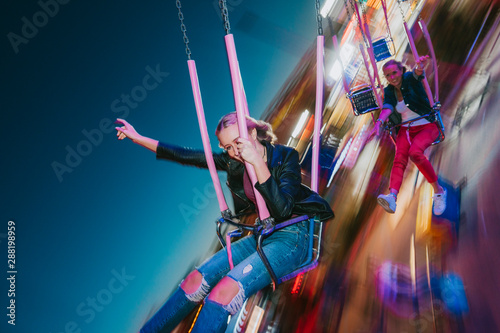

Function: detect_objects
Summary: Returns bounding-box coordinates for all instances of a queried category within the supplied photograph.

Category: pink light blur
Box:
[418,19,439,103]
[224,34,271,221]
[311,35,324,193]
[359,44,383,109]
[187,60,229,213]
[332,35,350,94]
[363,22,383,89]
[403,22,434,107]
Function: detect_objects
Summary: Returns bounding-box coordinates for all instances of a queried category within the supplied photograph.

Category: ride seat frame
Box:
[215,214,323,290]
[385,102,445,145]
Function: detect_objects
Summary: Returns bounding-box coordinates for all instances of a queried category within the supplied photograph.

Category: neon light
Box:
[320,0,337,17]
[292,110,310,138]
[332,36,350,93]
[291,273,304,294]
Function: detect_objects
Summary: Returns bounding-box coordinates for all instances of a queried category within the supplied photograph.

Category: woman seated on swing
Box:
[370,56,446,215]
[116,112,334,333]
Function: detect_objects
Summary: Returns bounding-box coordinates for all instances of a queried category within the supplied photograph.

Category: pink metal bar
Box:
[224,34,271,220]
[363,22,383,89]
[353,0,364,37]
[359,44,383,109]
[332,35,350,94]
[418,19,439,102]
[381,0,393,42]
[311,35,324,193]
[403,22,434,107]
[226,233,234,269]
[188,60,229,213]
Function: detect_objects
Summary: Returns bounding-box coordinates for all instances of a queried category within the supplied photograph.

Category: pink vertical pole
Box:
[240,73,250,116]
[381,0,392,39]
[418,19,439,102]
[353,1,364,37]
[187,60,229,213]
[311,35,324,193]
[403,22,434,107]
[332,35,350,94]
[363,22,383,89]
[360,44,383,109]
[224,34,271,221]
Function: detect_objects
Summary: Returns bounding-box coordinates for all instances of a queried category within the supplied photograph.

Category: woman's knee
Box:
[180,270,203,293]
[180,270,211,303]
[207,277,245,315]
[408,148,425,164]
[207,277,240,305]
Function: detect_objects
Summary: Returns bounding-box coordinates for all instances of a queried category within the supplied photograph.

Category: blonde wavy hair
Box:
[215,112,277,144]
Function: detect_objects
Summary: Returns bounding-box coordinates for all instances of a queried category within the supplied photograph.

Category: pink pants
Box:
[389,123,440,192]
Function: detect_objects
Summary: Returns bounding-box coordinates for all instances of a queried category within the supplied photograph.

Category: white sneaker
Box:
[433,188,447,215]
[377,193,397,214]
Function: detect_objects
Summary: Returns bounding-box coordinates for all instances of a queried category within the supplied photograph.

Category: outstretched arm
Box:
[115,118,158,153]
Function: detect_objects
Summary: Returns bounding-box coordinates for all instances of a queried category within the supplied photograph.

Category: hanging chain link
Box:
[219,0,231,35]
[381,0,394,41]
[315,0,323,36]
[397,0,407,22]
[176,0,191,59]
[349,0,368,47]
[343,0,352,19]
[359,0,370,46]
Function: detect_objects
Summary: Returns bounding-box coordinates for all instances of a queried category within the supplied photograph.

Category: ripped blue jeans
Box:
[140,221,309,333]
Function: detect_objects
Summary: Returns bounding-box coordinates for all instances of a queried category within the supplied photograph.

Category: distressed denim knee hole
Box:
[185,276,210,303]
[222,281,246,315]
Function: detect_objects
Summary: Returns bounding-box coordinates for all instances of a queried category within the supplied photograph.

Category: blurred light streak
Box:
[291,110,310,138]
[327,137,352,187]
[246,306,265,333]
[320,0,338,18]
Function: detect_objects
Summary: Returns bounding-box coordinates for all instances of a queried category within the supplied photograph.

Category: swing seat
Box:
[372,37,394,62]
[349,84,380,116]
[216,214,323,289]
[386,103,445,145]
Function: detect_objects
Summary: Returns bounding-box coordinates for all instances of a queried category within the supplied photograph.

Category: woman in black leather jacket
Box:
[116,112,333,333]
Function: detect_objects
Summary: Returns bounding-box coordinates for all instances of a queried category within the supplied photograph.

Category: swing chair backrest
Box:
[372,36,394,62]
[349,83,380,115]
[216,213,324,285]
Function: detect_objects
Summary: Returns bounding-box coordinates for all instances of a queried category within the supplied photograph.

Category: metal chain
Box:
[359,0,369,46]
[348,0,368,47]
[396,0,407,22]
[381,0,394,41]
[315,0,323,36]
[219,0,231,35]
[176,0,191,59]
[343,0,352,19]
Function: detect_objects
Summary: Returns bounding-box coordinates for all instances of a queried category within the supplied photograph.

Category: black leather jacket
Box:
[156,141,334,222]
[383,71,435,129]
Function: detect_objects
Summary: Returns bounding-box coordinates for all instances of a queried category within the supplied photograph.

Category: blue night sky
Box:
[1,1,319,332]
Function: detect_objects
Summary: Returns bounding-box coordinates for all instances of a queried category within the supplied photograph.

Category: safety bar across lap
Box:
[385,103,445,145]
[215,214,319,290]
